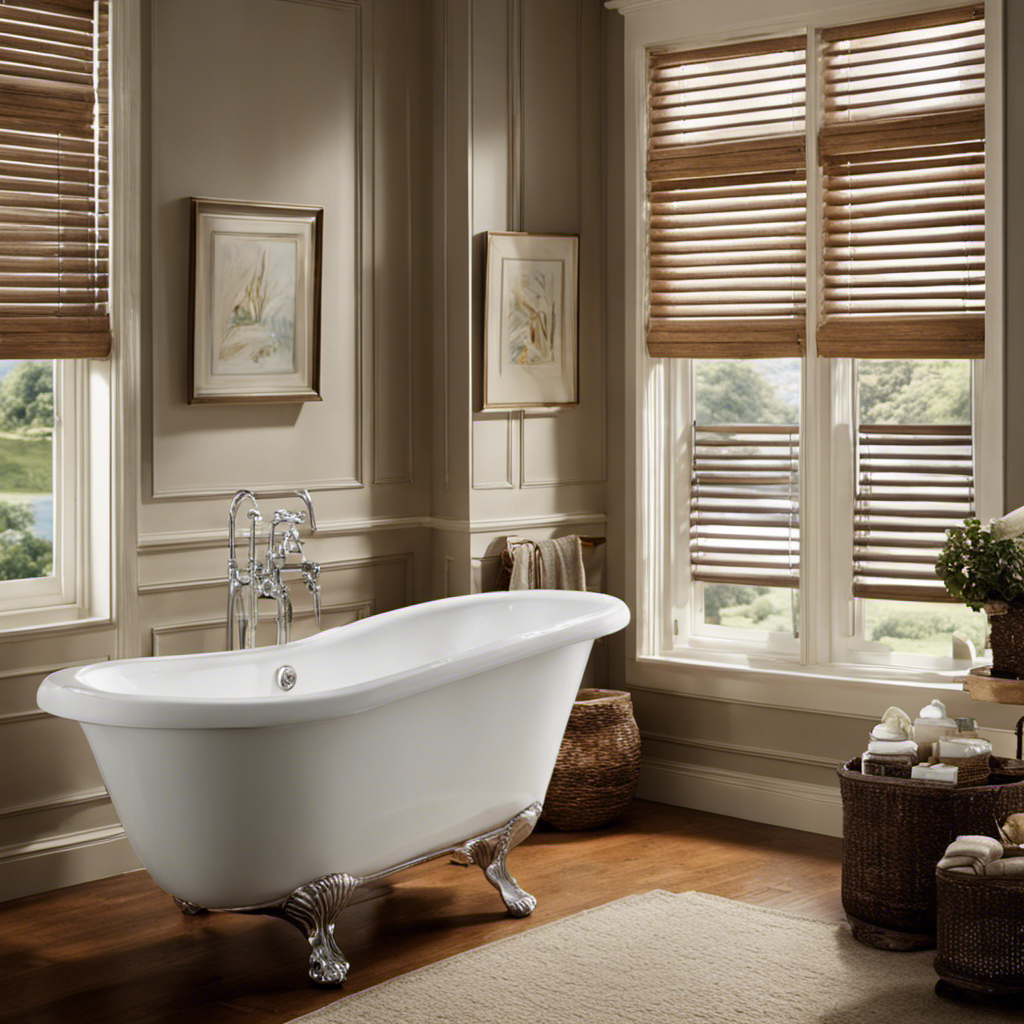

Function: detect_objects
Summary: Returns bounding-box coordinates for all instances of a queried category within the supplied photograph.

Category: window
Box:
[639,2,999,675]
[0,0,110,626]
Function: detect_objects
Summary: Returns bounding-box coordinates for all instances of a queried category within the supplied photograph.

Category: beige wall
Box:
[432,0,609,607]
[0,0,609,903]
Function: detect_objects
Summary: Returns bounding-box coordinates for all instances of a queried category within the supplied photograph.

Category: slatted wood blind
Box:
[646,37,807,358]
[818,5,984,358]
[690,425,800,589]
[854,424,974,601]
[0,0,110,358]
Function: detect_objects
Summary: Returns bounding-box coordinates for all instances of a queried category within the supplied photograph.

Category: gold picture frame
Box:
[483,231,579,410]
[188,197,323,404]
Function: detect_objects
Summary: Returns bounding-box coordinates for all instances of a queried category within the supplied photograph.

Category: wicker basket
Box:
[936,866,1024,999]
[837,758,1024,951]
[541,689,641,831]
[986,601,1024,679]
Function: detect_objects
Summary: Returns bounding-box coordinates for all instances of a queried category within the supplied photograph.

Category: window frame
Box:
[621,0,1004,688]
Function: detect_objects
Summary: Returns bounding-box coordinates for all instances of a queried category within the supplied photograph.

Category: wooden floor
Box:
[0,801,843,1024]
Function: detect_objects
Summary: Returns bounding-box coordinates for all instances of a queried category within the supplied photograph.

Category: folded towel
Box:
[981,857,1024,877]
[937,835,1007,874]
[508,535,586,591]
[867,739,918,755]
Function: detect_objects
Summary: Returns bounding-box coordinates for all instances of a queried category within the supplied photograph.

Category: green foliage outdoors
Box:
[0,361,54,432]
[694,358,976,655]
[0,498,52,581]
[859,360,970,425]
[0,434,53,492]
[936,517,1024,611]
[0,362,54,581]
[695,361,798,425]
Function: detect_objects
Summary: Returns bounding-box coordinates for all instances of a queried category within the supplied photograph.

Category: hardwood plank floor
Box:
[0,801,843,1024]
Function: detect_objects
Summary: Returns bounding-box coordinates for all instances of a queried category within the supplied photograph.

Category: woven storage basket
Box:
[541,689,641,831]
[936,866,1024,999]
[987,602,1024,679]
[837,758,1024,951]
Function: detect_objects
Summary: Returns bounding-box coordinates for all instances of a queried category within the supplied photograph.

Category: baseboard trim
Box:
[0,824,142,903]
[637,756,842,838]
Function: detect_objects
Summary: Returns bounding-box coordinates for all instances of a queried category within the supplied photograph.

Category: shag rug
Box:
[291,890,1019,1024]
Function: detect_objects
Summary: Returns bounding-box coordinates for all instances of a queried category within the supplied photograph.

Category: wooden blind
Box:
[647,37,807,358]
[818,6,984,358]
[690,425,800,589]
[0,0,110,358]
[853,424,974,601]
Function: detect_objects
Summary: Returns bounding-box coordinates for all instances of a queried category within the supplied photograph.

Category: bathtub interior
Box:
[72,591,618,700]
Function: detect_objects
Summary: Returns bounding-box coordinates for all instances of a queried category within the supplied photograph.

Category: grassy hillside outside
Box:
[0,432,52,493]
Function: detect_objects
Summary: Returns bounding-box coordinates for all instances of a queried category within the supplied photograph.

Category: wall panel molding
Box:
[0,787,109,823]
[137,516,432,555]
[151,599,375,656]
[138,552,416,595]
[429,511,607,534]
[0,658,110,724]
[372,0,415,485]
[640,731,840,772]
[637,756,842,838]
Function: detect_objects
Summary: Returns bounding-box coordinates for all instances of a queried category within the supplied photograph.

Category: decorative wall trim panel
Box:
[0,618,114,647]
[0,823,128,866]
[0,823,141,903]
[640,731,840,772]
[372,0,415,486]
[151,477,364,502]
[151,599,375,657]
[429,511,607,534]
[138,552,416,595]
[472,413,515,490]
[0,787,109,823]
[0,658,109,723]
[137,516,432,555]
[507,0,524,231]
[637,756,843,838]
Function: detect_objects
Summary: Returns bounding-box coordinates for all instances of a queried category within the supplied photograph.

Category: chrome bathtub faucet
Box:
[226,489,320,650]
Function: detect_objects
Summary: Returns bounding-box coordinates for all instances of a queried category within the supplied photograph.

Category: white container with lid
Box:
[913,699,958,760]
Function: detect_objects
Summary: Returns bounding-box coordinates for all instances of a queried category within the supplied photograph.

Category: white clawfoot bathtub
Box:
[38,590,630,985]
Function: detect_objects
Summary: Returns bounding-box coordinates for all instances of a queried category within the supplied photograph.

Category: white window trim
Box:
[616,0,1005,708]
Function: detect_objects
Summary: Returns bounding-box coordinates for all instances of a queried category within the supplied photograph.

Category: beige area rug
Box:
[289,890,1022,1024]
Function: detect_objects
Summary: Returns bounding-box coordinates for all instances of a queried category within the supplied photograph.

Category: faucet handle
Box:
[272,509,305,526]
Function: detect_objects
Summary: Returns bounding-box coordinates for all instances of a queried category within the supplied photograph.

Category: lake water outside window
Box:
[0,360,54,582]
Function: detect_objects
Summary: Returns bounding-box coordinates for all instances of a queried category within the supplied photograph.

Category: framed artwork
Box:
[188,198,323,404]
[483,232,579,409]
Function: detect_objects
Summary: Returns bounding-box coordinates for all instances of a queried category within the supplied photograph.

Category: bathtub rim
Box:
[37,590,629,730]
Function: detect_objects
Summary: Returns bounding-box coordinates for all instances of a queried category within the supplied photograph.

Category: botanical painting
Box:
[503,259,563,367]
[211,234,297,375]
[189,198,323,404]
[483,232,578,409]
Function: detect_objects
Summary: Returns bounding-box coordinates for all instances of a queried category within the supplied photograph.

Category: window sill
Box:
[627,651,1024,731]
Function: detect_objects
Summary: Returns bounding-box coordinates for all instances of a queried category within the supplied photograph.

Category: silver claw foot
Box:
[273,873,360,985]
[453,802,541,917]
[172,896,207,915]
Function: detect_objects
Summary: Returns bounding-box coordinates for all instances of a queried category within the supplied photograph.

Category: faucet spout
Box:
[225,490,320,651]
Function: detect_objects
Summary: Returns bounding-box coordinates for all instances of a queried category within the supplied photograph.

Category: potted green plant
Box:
[937,516,1024,677]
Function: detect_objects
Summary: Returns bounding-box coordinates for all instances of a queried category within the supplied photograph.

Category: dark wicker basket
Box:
[837,758,1024,950]
[541,689,641,831]
[988,602,1024,679]
[936,866,1024,998]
